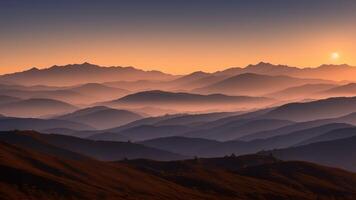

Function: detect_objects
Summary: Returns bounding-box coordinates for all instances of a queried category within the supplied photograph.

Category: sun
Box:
[330,52,340,60]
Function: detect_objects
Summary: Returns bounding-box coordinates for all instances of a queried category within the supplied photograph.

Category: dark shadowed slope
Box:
[297,127,356,146]
[140,137,221,156]
[2,141,356,200]
[0,117,93,131]
[193,73,332,96]
[261,136,356,172]
[240,111,356,141]
[0,95,22,105]
[139,124,353,157]
[111,125,193,141]
[107,111,240,134]
[0,141,204,200]
[55,106,143,129]
[238,123,353,149]
[0,131,88,160]
[0,62,175,86]
[153,111,241,126]
[0,131,185,161]
[0,98,77,118]
[92,111,241,142]
[183,119,294,141]
[106,113,186,132]
[262,96,356,122]
[124,156,356,200]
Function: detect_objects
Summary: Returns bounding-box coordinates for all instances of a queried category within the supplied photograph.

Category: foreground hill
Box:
[55,106,143,129]
[0,98,77,118]
[1,141,356,200]
[0,131,184,161]
[0,62,175,86]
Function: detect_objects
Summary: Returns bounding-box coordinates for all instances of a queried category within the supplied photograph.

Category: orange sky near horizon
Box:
[1,29,355,75]
[1,0,356,75]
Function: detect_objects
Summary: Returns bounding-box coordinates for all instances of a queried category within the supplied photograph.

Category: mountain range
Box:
[1,62,356,199]
[0,62,175,86]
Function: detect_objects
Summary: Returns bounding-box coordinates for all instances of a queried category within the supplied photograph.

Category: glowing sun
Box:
[330,52,340,60]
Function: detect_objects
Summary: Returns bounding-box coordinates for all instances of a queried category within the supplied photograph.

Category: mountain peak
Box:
[27,67,40,72]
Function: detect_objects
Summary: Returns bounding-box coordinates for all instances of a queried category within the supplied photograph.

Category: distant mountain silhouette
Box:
[266,83,337,100]
[166,71,227,90]
[69,83,130,102]
[112,125,193,141]
[183,119,294,141]
[0,95,22,105]
[137,122,353,158]
[107,113,186,133]
[0,117,93,131]
[0,88,86,105]
[262,136,356,171]
[138,124,354,158]
[214,62,356,81]
[262,96,356,122]
[2,141,355,200]
[55,106,143,129]
[194,73,333,96]
[0,98,77,118]
[86,131,129,142]
[153,111,240,126]
[240,111,356,141]
[108,111,238,129]
[242,123,353,149]
[90,112,240,141]
[113,90,272,104]
[0,62,175,86]
[104,72,226,92]
[0,131,185,161]
[105,90,274,112]
[318,83,356,97]
[297,127,356,146]
[42,128,97,138]
[140,136,220,156]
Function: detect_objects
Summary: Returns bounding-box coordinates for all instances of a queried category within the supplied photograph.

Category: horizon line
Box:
[1,61,353,76]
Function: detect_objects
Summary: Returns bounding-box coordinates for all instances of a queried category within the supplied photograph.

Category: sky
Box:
[1,0,356,74]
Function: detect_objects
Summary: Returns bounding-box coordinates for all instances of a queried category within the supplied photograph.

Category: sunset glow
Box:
[331,52,340,60]
[0,0,356,74]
